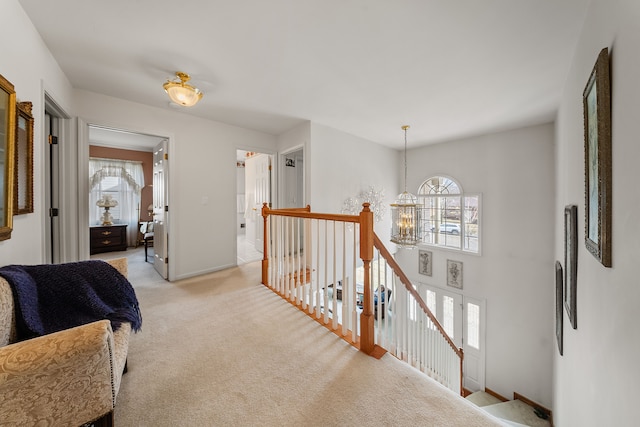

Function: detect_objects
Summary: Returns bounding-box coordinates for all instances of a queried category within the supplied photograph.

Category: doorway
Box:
[84,124,167,278]
[280,148,304,209]
[44,94,74,264]
[420,282,486,392]
[236,150,274,265]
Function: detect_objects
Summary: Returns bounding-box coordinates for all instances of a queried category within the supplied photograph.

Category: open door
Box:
[153,140,168,279]
[245,153,271,253]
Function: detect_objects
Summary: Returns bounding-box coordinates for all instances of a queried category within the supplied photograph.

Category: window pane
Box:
[467,302,480,349]
[426,289,436,314]
[418,176,460,195]
[417,176,479,253]
[463,196,479,252]
[99,177,122,221]
[443,296,454,338]
[424,289,437,330]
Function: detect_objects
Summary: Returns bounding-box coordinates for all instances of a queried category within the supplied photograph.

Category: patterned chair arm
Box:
[0,320,116,426]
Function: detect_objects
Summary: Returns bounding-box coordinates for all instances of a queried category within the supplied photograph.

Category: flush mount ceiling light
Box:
[163,71,203,107]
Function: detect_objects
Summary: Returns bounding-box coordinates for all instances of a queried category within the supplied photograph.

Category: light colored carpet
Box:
[481,400,550,427]
[466,391,504,408]
[109,250,505,426]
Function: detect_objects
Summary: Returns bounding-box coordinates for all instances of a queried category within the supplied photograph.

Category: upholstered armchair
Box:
[0,258,133,427]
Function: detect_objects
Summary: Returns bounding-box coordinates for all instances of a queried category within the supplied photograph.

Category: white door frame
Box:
[76,120,174,277]
[44,94,74,263]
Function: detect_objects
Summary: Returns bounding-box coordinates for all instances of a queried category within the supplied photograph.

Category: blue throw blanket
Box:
[0,260,142,341]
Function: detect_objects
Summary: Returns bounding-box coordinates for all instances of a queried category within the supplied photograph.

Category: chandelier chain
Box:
[402,125,409,193]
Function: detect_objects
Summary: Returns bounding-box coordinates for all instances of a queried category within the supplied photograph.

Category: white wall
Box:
[554,1,640,425]
[397,123,556,407]
[0,0,74,265]
[1,1,280,279]
[308,123,397,244]
[73,90,277,280]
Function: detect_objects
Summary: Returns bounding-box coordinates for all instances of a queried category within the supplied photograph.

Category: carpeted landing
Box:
[466,392,551,427]
[114,259,506,426]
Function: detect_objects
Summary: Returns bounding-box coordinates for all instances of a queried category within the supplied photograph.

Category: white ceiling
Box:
[19,0,589,149]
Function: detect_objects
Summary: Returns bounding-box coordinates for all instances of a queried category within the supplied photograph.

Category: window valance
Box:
[89,158,144,194]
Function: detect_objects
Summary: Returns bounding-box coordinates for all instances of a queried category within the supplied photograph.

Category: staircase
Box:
[466,391,552,427]
[261,203,464,394]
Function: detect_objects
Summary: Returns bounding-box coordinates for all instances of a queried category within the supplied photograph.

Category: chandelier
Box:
[163,71,203,107]
[390,125,422,247]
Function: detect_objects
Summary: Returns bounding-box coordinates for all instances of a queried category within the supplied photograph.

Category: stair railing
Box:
[261,203,463,394]
[372,234,463,393]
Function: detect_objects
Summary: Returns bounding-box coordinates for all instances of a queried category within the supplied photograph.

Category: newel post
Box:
[261,203,269,286]
[359,203,375,354]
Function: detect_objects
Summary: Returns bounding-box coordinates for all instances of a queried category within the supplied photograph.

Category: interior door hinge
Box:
[164,153,168,160]
[164,257,168,264]
[164,205,169,212]
[49,208,59,217]
[48,135,58,145]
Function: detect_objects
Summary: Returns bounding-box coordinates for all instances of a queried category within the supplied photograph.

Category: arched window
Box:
[417,176,480,253]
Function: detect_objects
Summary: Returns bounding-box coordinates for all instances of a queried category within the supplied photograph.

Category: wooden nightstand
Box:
[90,224,128,254]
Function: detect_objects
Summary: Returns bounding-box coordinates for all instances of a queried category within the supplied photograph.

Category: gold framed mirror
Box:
[15,101,33,215]
[0,74,16,241]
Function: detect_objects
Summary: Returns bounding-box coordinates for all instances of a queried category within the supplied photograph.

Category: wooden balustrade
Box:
[373,234,463,393]
[261,203,463,395]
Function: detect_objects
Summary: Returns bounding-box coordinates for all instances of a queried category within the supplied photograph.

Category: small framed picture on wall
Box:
[418,250,432,276]
[447,260,463,289]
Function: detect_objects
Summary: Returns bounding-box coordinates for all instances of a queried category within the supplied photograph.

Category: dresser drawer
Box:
[91,226,124,239]
[90,225,128,254]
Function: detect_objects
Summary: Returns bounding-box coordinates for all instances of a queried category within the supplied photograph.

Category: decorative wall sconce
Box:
[341,186,385,223]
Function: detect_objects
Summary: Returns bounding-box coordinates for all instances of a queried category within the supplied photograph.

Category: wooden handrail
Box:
[263,205,360,223]
[373,233,463,359]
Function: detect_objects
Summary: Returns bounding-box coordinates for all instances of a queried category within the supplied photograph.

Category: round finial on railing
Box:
[362,202,371,212]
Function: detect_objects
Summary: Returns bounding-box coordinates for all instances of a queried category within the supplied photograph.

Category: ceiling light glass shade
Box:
[163,72,203,107]
[390,191,422,247]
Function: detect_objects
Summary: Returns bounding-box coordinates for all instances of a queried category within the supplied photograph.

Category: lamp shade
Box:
[163,72,203,107]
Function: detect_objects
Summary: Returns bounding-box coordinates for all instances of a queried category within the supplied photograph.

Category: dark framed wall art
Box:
[583,47,612,268]
[0,73,16,242]
[564,205,578,329]
[446,259,462,289]
[418,250,432,276]
[556,260,564,356]
[14,101,34,215]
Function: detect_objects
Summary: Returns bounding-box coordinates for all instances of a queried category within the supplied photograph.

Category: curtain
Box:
[89,158,144,247]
